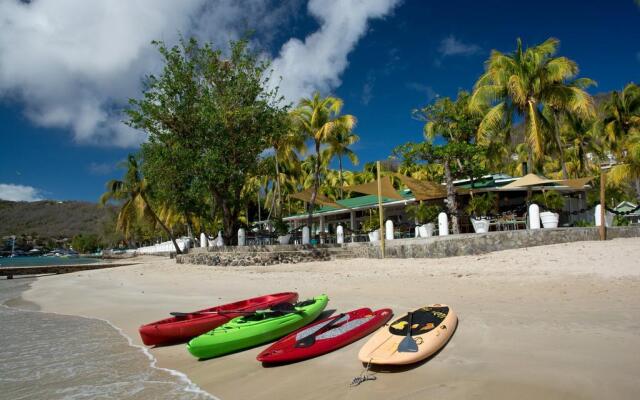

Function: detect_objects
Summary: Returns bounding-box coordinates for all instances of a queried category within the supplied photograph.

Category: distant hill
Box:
[0,200,116,239]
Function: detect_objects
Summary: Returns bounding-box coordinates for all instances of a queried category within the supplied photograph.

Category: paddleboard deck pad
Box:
[257,307,393,363]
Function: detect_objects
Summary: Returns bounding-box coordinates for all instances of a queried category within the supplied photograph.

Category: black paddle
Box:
[294,313,346,348]
[397,312,418,353]
[170,302,297,318]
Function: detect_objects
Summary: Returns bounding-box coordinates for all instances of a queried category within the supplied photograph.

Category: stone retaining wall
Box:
[176,248,331,266]
[346,226,640,259]
[175,226,640,266]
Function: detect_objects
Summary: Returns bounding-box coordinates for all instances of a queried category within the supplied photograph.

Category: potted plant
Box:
[531,191,564,228]
[362,209,381,242]
[272,218,291,245]
[465,192,496,233]
[406,202,441,237]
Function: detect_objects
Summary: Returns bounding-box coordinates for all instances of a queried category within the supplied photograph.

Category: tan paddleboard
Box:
[358,304,457,365]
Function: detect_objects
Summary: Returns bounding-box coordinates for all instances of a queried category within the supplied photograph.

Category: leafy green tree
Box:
[292,92,356,228]
[395,142,486,234]
[127,38,289,244]
[100,155,181,253]
[71,234,101,254]
[403,91,486,233]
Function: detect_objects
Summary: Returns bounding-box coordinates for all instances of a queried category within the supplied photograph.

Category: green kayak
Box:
[187,295,329,359]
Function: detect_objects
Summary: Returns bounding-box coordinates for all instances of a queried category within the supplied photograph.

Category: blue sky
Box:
[1,0,638,202]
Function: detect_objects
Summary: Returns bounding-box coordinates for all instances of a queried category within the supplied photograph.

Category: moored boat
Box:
[138,292,298,346]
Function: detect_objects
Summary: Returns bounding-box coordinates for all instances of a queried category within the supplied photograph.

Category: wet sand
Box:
[20,238,640,399]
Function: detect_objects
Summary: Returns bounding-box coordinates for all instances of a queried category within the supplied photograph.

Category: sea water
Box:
[0,279,216,400]
[0,256,99,267]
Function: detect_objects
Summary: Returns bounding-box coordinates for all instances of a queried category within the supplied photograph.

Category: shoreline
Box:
[1,277,217,400]
[17,239,640,399]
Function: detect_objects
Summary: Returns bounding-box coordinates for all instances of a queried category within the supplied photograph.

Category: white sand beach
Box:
[20,238,640,400]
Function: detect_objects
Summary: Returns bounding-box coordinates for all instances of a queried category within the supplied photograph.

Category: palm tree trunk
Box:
[306,140,321,232]
[274,152,282,218]
[338,154,344,199]
[141,194,182,254]
[443,160,459,234]
[553,112,568,179]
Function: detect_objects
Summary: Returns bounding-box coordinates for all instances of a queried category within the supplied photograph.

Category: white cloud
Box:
[406,82,437,102]
[0,183,43,202]
[438,35,481,57]
[270,0,401,103]
[0,0,398,147]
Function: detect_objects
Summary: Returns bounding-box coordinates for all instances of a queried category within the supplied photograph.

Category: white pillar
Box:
[595,205,613,227]
[529,204,541,229]
[438,212,449,236]
[215,231,224,247]
[319,215,325,244]
[336,225,344,244]
[415,226,420,238]
[237,228,246,246]
[385,219,394,240]
[350,210,356,241]
[199,232,208,248]
[302,226,310,245]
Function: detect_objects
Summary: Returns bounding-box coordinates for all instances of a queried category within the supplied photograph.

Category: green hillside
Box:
[0,200,116,239]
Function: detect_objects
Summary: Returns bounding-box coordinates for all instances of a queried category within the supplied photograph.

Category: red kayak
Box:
[139,292,298,346]
[257,307,392,363]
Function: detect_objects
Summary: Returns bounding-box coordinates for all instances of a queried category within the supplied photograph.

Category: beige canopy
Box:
[289,188,346,209]
[555,176,594,189]
[394,173,447,200]
[342,176,405,200]
[500,173,557,189]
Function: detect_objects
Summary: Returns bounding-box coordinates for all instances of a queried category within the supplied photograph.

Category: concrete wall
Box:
[345,226,640,259]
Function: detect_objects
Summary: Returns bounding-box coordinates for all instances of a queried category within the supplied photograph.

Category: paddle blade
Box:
[397,335,419,353]
[170,312,190,317]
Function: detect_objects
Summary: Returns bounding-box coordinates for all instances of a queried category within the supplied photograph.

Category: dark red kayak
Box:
[139,292,298,346]
[257,307,392,363]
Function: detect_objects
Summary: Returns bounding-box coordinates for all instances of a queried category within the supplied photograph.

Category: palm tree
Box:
[100,154,182,254]
[292,92,356,229]
[322,125,359,198]
[471,37,586,172]
[543,78,596,178]
[269,123,306,219]
[562,113,602,177]
[602,83,640,197]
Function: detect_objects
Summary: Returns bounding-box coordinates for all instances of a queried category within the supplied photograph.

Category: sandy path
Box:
[22,238,640,400]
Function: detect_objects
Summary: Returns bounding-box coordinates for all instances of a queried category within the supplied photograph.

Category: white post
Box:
[595,205,613,227]
[438,212,449,236]
[319,215,325,244]
[415,225,420,238]
[350,210,356,241]
[199,232,208,248]
[336,225,344,244]
[529,204,541,229]
[215,231,224,247]
[237,228,246,246]
[302,226,310,245]
[385,219,394,240]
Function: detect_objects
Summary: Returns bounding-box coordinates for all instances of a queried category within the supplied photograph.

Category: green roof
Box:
[285,191,413,218]
[454,176,513,189]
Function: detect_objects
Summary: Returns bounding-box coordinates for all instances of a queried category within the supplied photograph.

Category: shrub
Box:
[406,202,441,224]
[531,191,564,212]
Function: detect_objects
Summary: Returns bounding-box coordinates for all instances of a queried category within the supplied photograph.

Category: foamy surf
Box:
[0,280,219,400]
